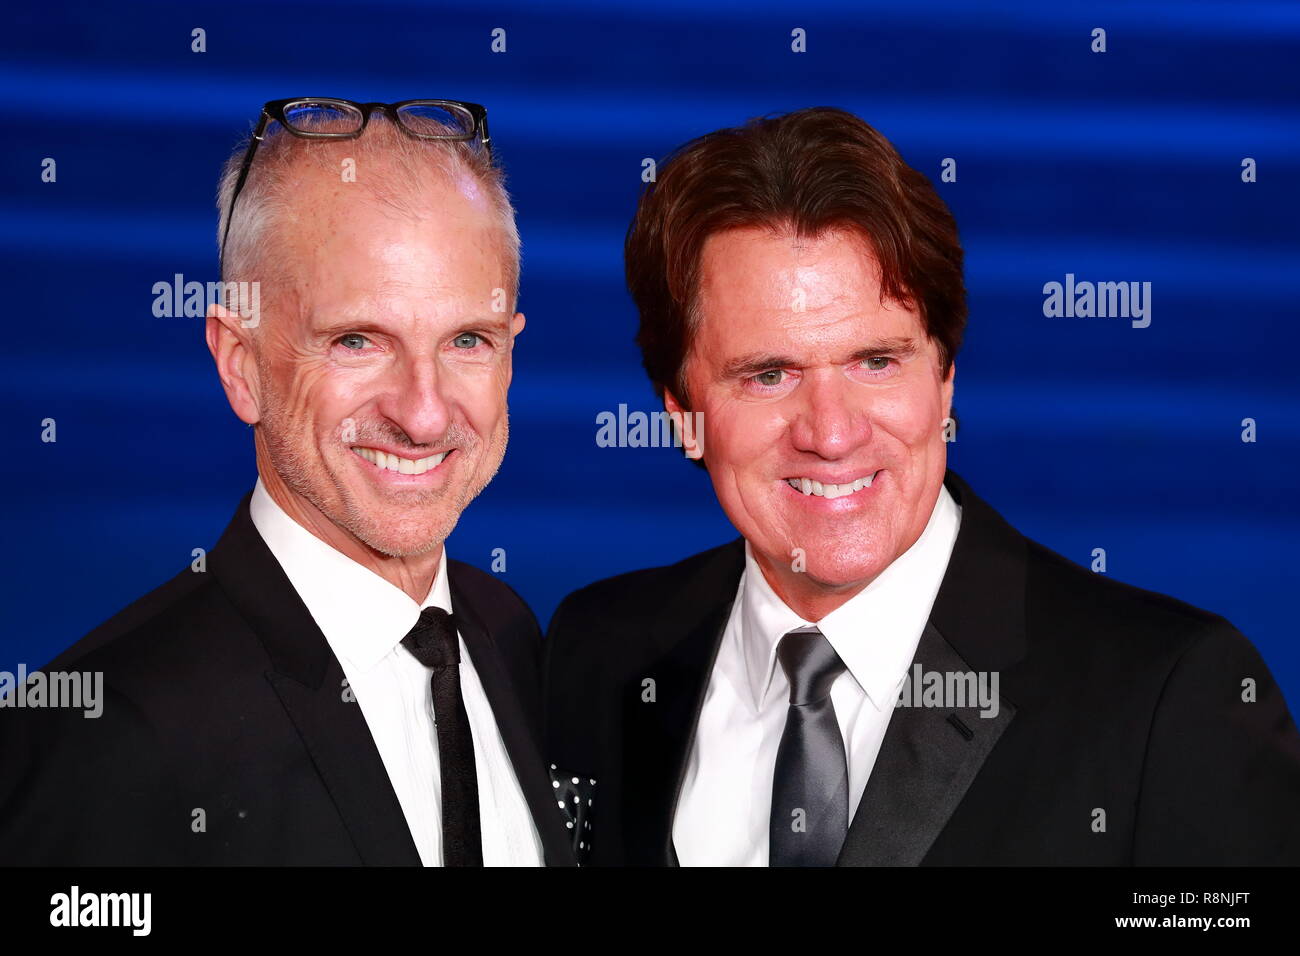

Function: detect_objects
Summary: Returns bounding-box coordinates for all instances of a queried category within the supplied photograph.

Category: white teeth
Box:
[786,471,877,498]
[351,446,449,475]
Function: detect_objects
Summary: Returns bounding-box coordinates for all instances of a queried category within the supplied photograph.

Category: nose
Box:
[788,369,871,459]
[375,352,454,447]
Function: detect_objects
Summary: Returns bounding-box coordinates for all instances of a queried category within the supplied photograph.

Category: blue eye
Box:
[338,333,370,350]
[453,332,483,349]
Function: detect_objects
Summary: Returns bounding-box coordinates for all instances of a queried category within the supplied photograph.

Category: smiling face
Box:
[243,164,521,559]
[668,225,953,617]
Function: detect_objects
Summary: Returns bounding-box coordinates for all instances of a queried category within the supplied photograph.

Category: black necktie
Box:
[769,626,849,867]
[401,607,483,867]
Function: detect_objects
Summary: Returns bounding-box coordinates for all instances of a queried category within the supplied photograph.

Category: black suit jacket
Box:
[544,469,1300,865]
[0,491,574,866]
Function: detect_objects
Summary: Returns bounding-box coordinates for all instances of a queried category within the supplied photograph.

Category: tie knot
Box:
[401,606,460,668]
[776,627,846,706]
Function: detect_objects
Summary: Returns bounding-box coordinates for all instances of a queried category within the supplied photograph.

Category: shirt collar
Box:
[741,483,962,712]
[248,476,451,674]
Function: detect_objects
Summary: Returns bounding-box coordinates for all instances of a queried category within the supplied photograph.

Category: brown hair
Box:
[626,106,966,408]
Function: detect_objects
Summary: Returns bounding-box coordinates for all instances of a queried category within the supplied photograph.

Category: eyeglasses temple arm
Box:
[219,111,272,276]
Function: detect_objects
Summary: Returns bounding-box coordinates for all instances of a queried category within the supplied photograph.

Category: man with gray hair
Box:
[0,99,573,866]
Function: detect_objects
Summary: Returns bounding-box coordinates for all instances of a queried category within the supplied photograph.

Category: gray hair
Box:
[215,113,520,314]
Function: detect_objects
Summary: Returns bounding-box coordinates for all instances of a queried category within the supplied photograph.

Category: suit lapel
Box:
[623,541,746,866]
[837,469,1028,866]
[210,492,422,865]
[836,622,1016,865]
[265,667,424,864]
[448,580,577,867]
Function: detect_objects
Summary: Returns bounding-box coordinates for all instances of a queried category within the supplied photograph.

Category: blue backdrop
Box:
[3,0,1297,706]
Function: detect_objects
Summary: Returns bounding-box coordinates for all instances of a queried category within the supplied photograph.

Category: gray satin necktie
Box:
[769,626,849,867]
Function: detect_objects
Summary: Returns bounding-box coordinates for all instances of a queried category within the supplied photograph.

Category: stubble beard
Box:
[257,383,511,559]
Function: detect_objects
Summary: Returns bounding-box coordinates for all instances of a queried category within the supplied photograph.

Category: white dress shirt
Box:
[249,477,543,866]
[673,485,962,866]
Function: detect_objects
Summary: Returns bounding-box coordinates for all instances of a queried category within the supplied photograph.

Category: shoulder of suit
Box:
[48,563,224,674]
[447,558,539,630]
[951,473,1246,664]
[549,539,744,632]
[1020,532,1241,654]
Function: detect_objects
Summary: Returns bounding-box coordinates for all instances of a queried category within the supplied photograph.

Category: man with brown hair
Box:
[543,107,1300,866]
